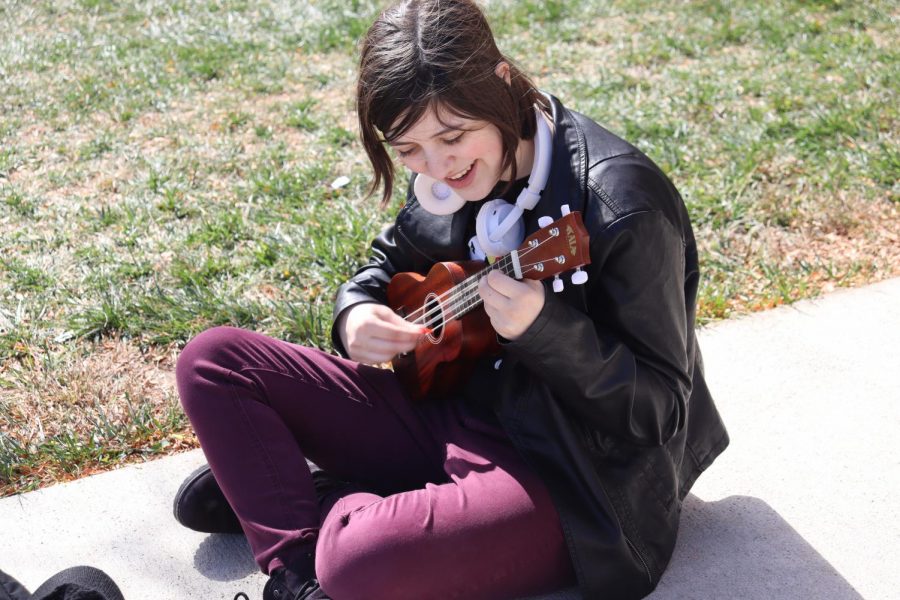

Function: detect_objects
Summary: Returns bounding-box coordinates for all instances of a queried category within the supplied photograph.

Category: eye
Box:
[443,133,464,145]
[395,146,416,158]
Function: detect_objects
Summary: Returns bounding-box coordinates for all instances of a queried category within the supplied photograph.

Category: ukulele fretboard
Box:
[404,226,572,330]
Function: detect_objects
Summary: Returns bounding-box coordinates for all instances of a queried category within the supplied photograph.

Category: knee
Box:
[175,326,246,413]
[176,326,243,379]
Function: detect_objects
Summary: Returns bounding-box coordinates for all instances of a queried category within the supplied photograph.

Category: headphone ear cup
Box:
[413,174,467,216]
[475,199,525,258]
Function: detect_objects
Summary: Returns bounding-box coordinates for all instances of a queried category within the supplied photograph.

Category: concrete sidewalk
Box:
[2,278,898,599]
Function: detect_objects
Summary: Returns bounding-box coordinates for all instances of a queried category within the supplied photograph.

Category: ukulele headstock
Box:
[514,210,591,283]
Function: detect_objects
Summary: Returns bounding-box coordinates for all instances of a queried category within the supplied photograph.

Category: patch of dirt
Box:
[1,336,181,444]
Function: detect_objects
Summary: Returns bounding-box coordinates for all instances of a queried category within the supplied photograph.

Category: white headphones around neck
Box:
[413,105,552,259]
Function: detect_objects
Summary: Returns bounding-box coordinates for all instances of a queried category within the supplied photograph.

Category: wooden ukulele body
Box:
[387,261,499,400]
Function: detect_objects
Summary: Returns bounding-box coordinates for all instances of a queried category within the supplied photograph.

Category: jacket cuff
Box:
[330,285,381,358]
[500,285,564,356]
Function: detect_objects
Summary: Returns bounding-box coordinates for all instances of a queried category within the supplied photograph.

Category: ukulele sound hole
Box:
[424,293,445,343]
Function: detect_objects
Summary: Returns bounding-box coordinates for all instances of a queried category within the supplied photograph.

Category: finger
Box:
[378,308,431,335]
[523,278,544,292]
[367,316,429,339]
[520,278,546,301]
[478,277,493,303]
[352,333,420,362]
[355,343,412,364]
[368,325,427,346]
[368,332,421,353]
[486,270,529,298]
[479,277,510,311]
[353,350,393,365]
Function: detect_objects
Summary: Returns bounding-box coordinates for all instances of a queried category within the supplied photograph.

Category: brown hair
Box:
[357,0,546,206]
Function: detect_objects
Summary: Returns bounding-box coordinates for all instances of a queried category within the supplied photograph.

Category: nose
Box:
[422,147,454,180]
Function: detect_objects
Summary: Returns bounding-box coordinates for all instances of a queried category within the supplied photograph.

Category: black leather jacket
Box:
[331,95,729,599]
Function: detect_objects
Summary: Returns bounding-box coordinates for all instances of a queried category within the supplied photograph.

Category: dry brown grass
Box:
[698,200,899,316]
[3,337,175,437]
[0,336,198,495]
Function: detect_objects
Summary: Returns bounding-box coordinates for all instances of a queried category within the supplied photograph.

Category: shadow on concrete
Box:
[652,494,864,599]
[185,494,864,597]
[192,533,257,581]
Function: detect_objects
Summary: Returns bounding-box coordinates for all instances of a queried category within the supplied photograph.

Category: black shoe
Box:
[310,468,356,506]
[173,463,243,534]
[174,463,358,535]
[0,568,30,600]
[263,568,330,600]
[31,566,125,600]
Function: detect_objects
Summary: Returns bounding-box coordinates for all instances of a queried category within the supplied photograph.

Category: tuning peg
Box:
[538,216,553,228]
[552,275,564,293]
[571,267,588,285]
[561,204,571,216]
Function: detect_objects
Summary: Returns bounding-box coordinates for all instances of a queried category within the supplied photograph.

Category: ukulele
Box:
[387,209,591,400]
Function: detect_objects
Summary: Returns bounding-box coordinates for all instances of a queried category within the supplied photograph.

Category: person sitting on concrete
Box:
[171,1,729,599]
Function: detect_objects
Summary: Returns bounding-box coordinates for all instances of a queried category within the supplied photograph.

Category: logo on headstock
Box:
[566,224,576,256]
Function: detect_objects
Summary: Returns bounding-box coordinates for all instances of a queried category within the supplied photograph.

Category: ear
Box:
[494,61,512,85]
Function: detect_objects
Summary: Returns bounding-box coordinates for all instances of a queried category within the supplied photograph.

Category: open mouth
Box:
[448,163,473,180]
[445,162,476,188]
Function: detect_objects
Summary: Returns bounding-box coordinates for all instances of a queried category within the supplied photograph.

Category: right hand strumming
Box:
[337,303,426,365]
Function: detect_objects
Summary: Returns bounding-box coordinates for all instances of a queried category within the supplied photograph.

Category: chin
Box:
[460,189,487,202]
[463,178,500,202]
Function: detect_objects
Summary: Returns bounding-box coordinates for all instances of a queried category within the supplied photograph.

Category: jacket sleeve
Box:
[502,208,692,446]
[329,213,426,357]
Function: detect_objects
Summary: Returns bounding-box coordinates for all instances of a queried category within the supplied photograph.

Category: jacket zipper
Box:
[625,536,653,585]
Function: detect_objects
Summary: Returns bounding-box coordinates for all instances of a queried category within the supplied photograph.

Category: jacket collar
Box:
[538,93,589,219]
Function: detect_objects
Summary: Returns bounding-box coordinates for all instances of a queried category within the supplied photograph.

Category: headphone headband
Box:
[487,107,552,242]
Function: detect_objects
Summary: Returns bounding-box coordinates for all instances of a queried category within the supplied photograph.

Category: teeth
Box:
[448,164,472,181]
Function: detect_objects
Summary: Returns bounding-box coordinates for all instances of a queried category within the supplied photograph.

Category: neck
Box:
[511,136,535,180]
[502,110,550,182]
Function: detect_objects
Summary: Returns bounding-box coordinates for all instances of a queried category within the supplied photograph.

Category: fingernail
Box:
[420,327,432,334]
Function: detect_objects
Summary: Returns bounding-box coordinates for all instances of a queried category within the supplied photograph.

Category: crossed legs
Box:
[176,326,574,599]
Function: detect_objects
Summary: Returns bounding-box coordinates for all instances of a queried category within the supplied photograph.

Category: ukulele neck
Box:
[446,261,500,322]
[409,252,527,327]
[402,211,590,330]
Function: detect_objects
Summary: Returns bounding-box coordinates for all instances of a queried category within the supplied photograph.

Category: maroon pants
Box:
[176,326,575,600]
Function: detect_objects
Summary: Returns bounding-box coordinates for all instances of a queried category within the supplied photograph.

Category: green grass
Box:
[1,0,897,495]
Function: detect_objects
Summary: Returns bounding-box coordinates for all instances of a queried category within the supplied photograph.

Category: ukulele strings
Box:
[401,264,495,327]
[404,234,560,328]
[402,237,549,326]
[439,256,563,324]
[404,233,562,329]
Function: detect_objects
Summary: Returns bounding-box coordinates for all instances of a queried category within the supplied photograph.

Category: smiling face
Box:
[388,105,531,202]
[357,0,546,205]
